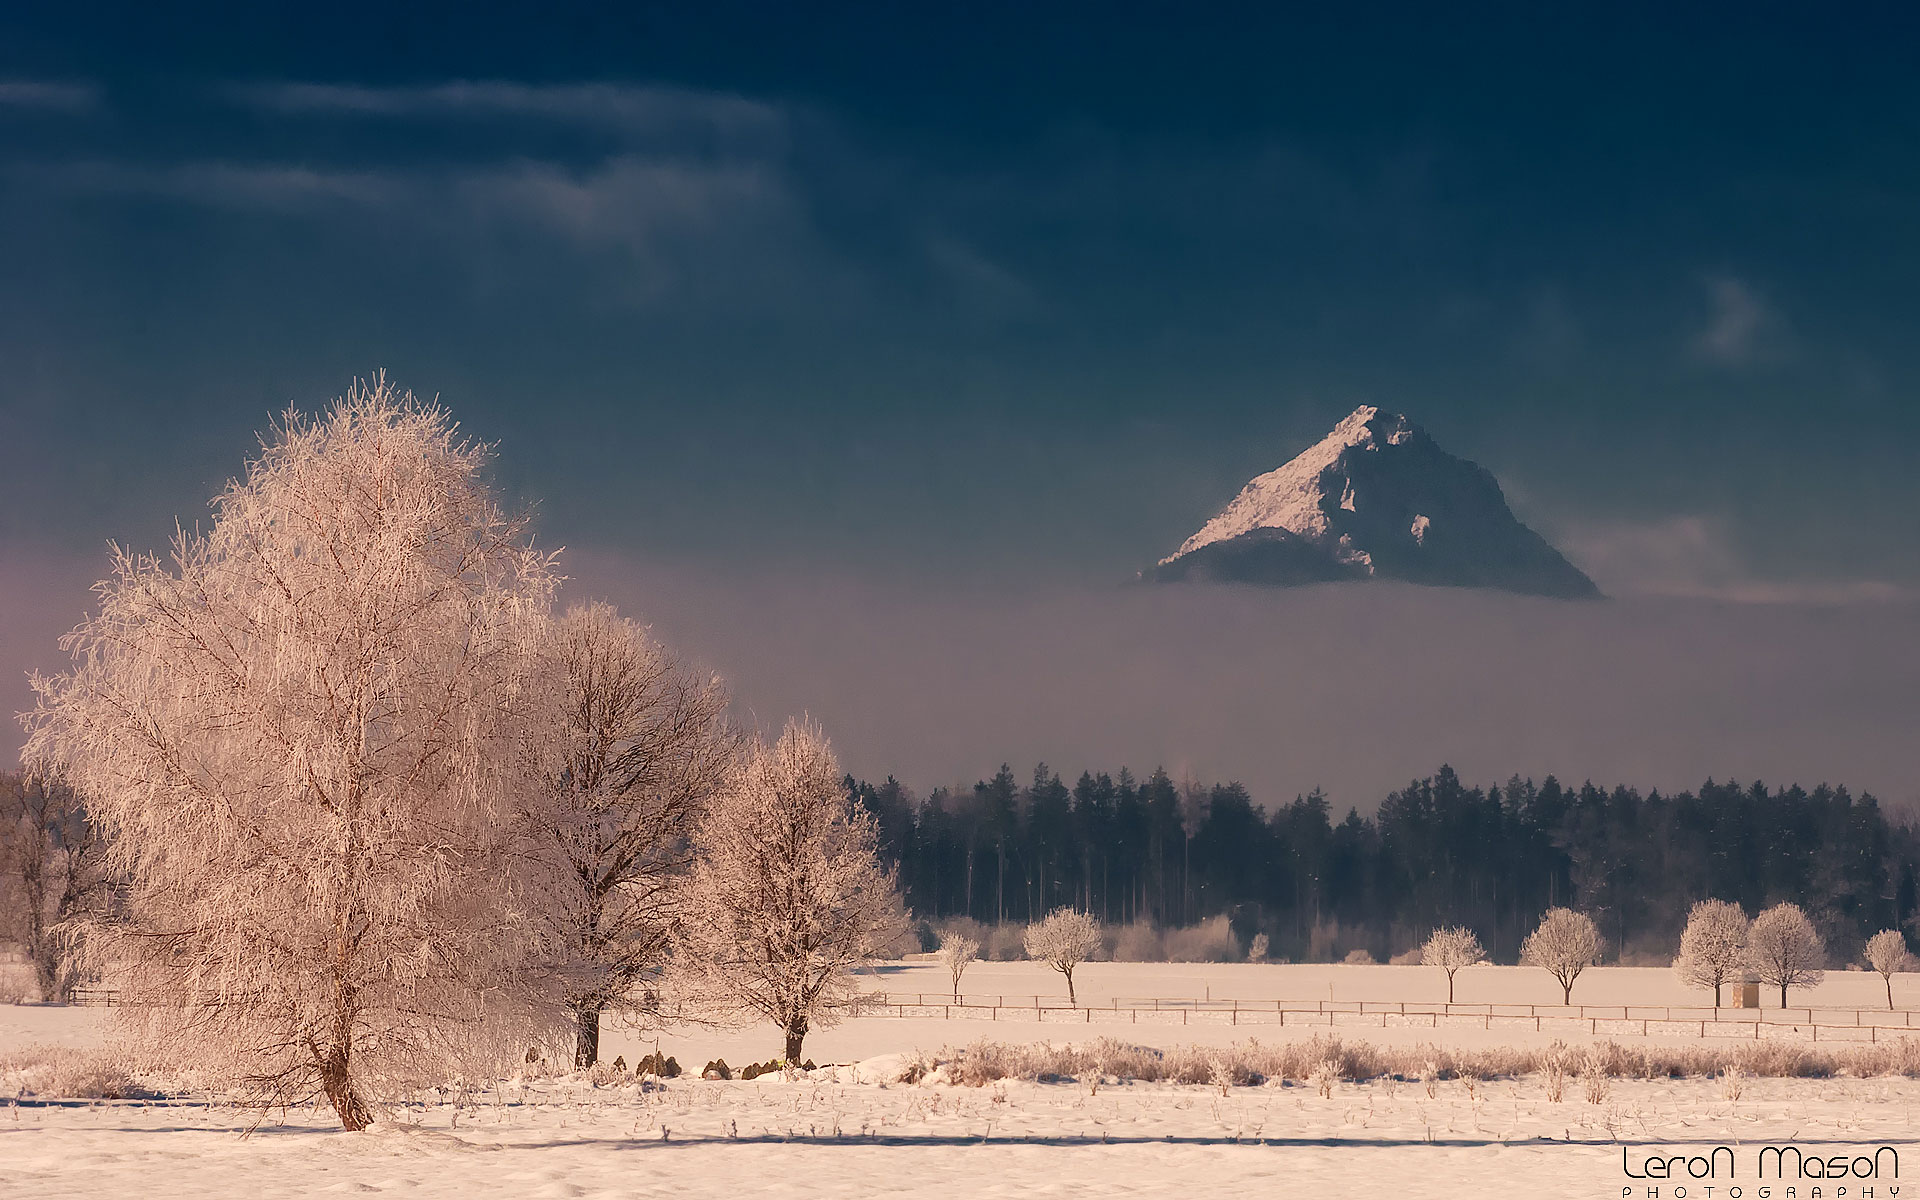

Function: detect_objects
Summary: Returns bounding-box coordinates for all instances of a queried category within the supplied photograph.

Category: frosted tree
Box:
[1419,926,1484,1004]
[23,378,562,1129]
[679,720,903,1062]
[523,602,736,1067]
[1024,908,1101,1005]
[1520,908,1602,1004]
[1865,929,1913,1010]
[940,932,979,1000]
[1743,903,1825,1008]
[0,769,113,1001]
[1745,903,1825,1008]
[1672,899,1750,1006]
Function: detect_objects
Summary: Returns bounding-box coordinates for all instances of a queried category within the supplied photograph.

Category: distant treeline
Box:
[848,765,1920,964]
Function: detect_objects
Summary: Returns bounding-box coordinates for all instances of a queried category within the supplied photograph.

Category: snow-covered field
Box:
[9,962,1920,1198]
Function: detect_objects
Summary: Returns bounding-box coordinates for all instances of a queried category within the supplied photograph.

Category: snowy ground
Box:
[9,963,1920,1198]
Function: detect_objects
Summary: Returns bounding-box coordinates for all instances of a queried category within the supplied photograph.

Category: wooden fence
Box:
[858,994,1920,1043]
[67,986,1920,1043]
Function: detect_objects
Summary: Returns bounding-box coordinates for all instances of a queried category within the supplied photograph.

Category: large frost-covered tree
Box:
[524,602,735,1067]
[1671,899,1749,1007]
[1520,908,1601,1004]
[679,720,903,1062]
[1746,903,1825,1008]
[24,378,562,1129]
[0,769,112,1002]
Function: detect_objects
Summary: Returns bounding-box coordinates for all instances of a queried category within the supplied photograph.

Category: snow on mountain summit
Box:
[1151,406,1601,599]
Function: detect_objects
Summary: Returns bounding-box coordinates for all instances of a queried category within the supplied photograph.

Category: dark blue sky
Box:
[4,3,1918,800]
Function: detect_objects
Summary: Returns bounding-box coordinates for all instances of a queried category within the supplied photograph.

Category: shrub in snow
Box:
[1419,927,1486,1003]
[1865,929,1913,1009]
[1024,908,1102,1004]
[679,720,905,1062]
[1521,908,1602,1004]
[1107,921,1164,962]
[1719,1065,1746,1101]
[1248,932,1270,962]
[23,379,564,1130]
[1672,899,1750,1007]
[702,1059,732,1080]
[0,961,34,1005]
[905,1033,1920,1090]
[1747,903,1825,1007]
[1162,915,1241,962]
[1343,948,1376,965]
[1,1044,137,1100]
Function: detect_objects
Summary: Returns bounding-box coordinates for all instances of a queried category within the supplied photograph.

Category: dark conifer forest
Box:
[849,766,1919,964]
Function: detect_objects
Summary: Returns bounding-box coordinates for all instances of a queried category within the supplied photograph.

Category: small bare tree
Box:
[1419,926,1484,1004]
[1865,929,1912,1010]
[1746,903,1825,1008]
[1672,899,1750,1007]
[1520,908,1602,1004]
[24,379,563,1129]
[523,602,736,1067]
[1024,908,1101,1005]
[940,932,979,1000]
[679,720,903,1062]
[0,770,113,1002]
[1248,932,1270,963]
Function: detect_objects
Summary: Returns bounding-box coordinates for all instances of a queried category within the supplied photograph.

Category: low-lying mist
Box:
[561,552,1920,813]
[10,545,1916,814]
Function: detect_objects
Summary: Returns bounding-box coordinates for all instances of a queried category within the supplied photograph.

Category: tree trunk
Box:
[1446,972,1455,1004]
[1562,980,1572,1004]
[784,1016,807,1064]
[31,940,61,1004]
[318,1041,371,1131]
[1780,982,1789,1008]
[1065,967,1077,1006]
[1888,975,1895,1010]
[1713,981,1721,1008]
[574,1006,602,1068]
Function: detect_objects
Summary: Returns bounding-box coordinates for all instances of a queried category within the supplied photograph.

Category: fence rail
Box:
[63,986,1920,1043]
[859,993,1920,1042]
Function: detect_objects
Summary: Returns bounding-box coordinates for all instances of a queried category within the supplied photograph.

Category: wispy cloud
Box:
[1562,513,1907,605]
[23,161,406,213]
[0,80,100,112]
[1690,273,1788,367]
[10,151,823,310]
[228,81,786,150]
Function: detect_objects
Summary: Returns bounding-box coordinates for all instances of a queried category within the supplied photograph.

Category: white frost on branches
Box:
[1672,899,1750,1007]
[939,933,979,1000]
[1023,908,1101,1005]
[1520,908,1602,1005]
[1419,927,1484,1003]
[1865,929,1913,1010]
[677,719,903,1063]
[522,602,736,1067]
[23,377,561,1129]
[1746,903,1825,1007]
